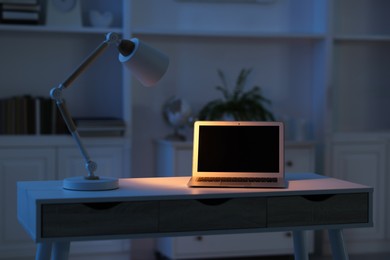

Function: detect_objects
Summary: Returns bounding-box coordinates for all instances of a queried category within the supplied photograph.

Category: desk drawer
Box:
[268,193,369,227]
[160,198,267,232]
[41,201,159,238]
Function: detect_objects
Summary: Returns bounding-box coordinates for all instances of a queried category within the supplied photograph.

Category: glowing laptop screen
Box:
[197,125,280,173]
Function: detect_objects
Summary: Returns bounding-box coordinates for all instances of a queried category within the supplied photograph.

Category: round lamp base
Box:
[63,176,119,191]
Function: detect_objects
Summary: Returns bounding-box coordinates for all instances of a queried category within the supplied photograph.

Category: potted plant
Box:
[198,68,275,121]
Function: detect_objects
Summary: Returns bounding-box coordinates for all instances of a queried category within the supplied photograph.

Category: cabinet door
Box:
[331,142,386,247]
[285,147,315,172]
[156,142,193,177]
[0,148,55,258]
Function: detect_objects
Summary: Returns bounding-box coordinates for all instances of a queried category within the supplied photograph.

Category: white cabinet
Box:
[0,136,130,259]
[285,145,316,173]
[327,133,389,254]
[155,140,315,259]
[0,148,55,258]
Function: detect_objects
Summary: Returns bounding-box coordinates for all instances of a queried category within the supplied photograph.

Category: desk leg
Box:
[51,241,70,260]
[293,230,309,260]
[328,229,349,260]
[36,242,52,260]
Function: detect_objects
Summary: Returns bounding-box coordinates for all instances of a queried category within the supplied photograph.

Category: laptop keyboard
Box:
[197,177,278,183]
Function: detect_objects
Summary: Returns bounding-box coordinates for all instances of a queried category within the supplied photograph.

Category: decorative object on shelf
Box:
[89,10,113,28]
[162,96,192,141]
[45,0,81,27]
[50,32,169,191]
[198,68,274,121]
[74,117,125,137]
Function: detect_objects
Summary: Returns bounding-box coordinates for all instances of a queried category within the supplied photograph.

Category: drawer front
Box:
[268,193,369,227]
[42,201,159,238]
[160,198,267,232]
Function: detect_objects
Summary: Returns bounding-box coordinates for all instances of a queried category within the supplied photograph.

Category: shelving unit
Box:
[0,0,126,126]
[0,1,132,259]
[326,0,390,255]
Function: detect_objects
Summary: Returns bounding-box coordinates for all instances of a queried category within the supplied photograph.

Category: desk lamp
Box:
[50,32,169,191]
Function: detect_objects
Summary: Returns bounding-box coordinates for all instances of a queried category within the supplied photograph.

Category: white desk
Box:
[17,173,373,260]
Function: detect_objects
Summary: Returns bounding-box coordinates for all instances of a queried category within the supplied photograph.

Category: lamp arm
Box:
[61,32,120,89]
[50,32,121,180]
[54,96,98,179]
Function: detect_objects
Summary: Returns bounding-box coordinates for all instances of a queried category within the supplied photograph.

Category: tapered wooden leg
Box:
[328,229,349,260]
[35,242,52,260]
[293,230,309,260]
[51,241,70,260]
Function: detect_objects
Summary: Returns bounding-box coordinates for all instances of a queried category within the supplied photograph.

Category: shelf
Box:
[0,24,122,34]
[334,35,390,42]
[132,28,326,40]
[0,135,127,147]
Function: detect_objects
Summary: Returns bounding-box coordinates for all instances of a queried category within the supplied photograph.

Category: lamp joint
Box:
[50,87,63,103]
[105,32,121,44]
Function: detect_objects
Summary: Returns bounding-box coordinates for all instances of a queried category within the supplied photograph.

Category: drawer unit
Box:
[160,198,267,232]
[41,201,159,238]
[268,193,369,228]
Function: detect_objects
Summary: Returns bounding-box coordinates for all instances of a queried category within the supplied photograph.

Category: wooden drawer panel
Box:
[268,193,369,227]
[41,201,159,237]
[160,198,267,232]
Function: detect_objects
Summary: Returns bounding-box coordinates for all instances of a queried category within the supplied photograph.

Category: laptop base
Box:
[187,177,287,188]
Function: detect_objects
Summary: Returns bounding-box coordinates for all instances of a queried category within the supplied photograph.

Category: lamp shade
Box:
[119,38,169,87]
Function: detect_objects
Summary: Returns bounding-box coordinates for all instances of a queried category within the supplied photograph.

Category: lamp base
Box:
[63,176,119,191]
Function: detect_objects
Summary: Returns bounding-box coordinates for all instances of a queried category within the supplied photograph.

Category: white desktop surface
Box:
[18,173,369,202]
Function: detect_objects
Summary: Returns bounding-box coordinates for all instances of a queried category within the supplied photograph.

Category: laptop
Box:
[187,121,286,188]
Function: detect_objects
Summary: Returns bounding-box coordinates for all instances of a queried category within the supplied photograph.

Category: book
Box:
[2,4,41,12]
[0,0,38,3]
[0,95,68,135]
[74,117,125,137]
[2,10,39,20]
[0,96,124,136]
[0,0,44,25]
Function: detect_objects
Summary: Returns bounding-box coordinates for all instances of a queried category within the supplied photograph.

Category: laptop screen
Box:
[192,121,284,177]
[197,125,280,173]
